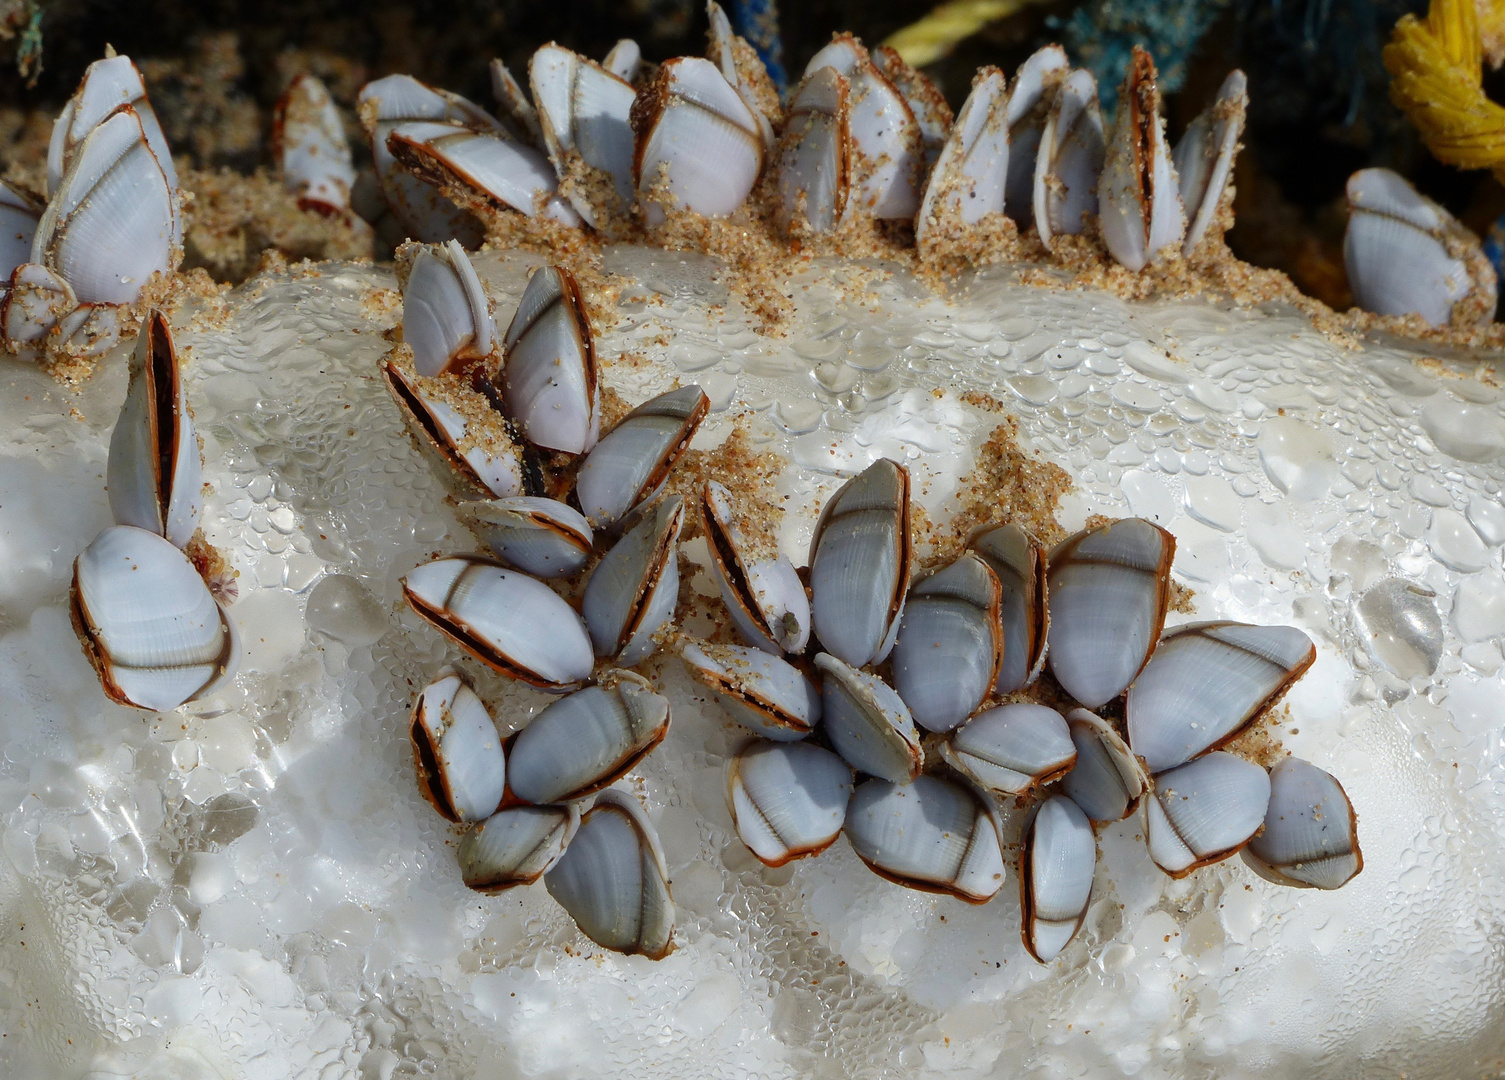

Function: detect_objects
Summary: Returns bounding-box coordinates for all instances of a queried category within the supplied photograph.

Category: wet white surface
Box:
[1,249,1503,1078]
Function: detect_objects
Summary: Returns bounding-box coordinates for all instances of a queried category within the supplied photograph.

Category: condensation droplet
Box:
[1421,398,1505,463]
[1355,578,1443,679]
[1258,418,1338,501]
[305,573,389,646]
[1430,508,1490,573]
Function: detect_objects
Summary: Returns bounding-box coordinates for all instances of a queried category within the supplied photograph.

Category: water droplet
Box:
[1421,398,1505,463]
[1331,536,1388,592]
[1430,508,1490,572]
[1452,573,1505,642]
[1355,578,1443,679]
[1123,341,1189,383]
[1258,418,1338,501]
[1467,494,1505,545]
[1183,476,1241,532]
[305,573,388,646]
[1247,502,1304,571]
[1007,375,1056,406]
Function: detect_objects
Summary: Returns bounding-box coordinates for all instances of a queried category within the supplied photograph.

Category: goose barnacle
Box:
[1046,517,1174,708]
[70,525,238,713]
[678,639,820,741]
[409,670,506,823]
[1145,752,1271,877]
[544,789,675,958]
[700,479,810,656]
[500,264,600,454]
[381,358,527,498]
[506,670,671,804]
[581,495,685,664]
[808,457,911,669]
[966,522,1048,694]
[631,56,767,224]
[401,240,496,378]
[106,310,203,549]
[455,496,593,578]
[889,552,1003,732]
[402,554,594,690]
[844,775,1005,903]
[1242,756,1362,890]
[937,702,1076,797]
[273,73,356,215]
[1097,47,1185,272]
[1020,795,1096,962]
[573,385,707,528]
[458,803,579,892]
[727,739,853,866]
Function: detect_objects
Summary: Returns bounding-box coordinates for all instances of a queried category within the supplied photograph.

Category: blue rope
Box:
[730,0,788,93]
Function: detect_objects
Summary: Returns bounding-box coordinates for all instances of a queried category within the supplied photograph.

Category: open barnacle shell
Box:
[574,385,708,528]
[678,640,820,741]
[507,670,670,804]
[808,458,911,668]
[357,74,498,245]
[1344,167,1497,328]
[705,1,783,132]
[1242,757,1363,889]
[1046,517,1174,708]
[385,120,581,225]
[273,73,355,214]
[631,57,766,225]
[0,180,42,283]
[603,39,644,84]
[402,554,594,691]
[1145,751,1271,878]
[890,553,1003,733]
[1173,69,1246,257]
[500,264,601,454]
[70,525,238,713]
[544,789,675,959]
[581,495,685,665]
[1126,621,1316,774]
[381,358,526,497]
[728,739,853,866]
[916,67,1008,248]
[48,53,179,211]
[489,59,546,149]
[455,496,593,578]
[775,66,851,235]
[844,775,1005,903]
[1003,44,1069,227]
[814,652,923,785]
[1020,794,1096,962]
[529,44,638,230]
[409,670,506,823]
[34,104,179,306]
[106,310,203,549]
[871,45,952,170]
[700,479,810,655]
[966,522,1048,693]
[402,240,496,378]
[1097,47,1186,272]
[1058,708,1150,822]
[802,34,924,220]
[458,803,579,892]
[937,703,1076,798]
[1033,67,1104,251]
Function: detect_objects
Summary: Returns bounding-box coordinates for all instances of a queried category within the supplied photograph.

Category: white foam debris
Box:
[1,248,1504,1077]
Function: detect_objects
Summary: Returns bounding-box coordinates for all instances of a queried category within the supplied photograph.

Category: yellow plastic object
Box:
[881,0,1035,67]
[1385,0,1505,181]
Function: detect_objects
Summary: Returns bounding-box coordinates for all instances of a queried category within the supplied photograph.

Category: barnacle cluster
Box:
[6,9,1505,1079]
